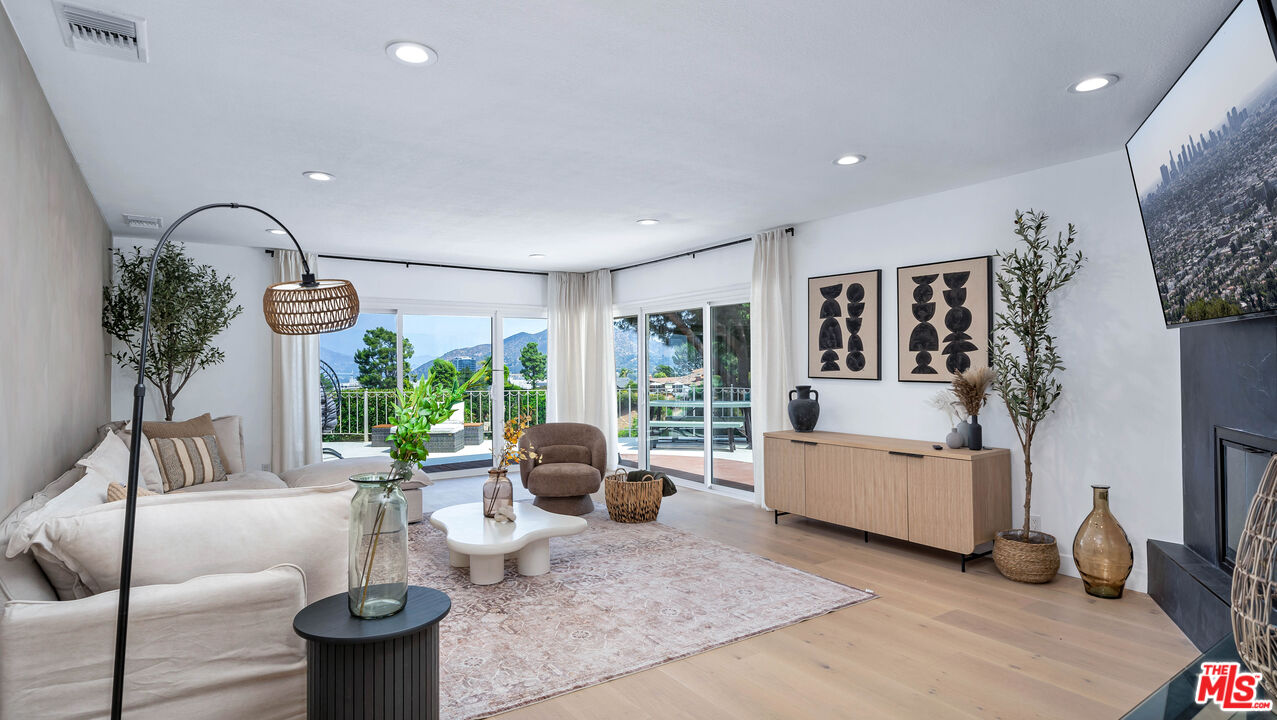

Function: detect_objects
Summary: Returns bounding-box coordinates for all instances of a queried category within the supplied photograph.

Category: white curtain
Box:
[547,270,619,467]
[271,250,322,472]
[750,228,793,507]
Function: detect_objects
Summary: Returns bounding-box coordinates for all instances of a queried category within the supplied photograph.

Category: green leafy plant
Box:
[990,209,1084,541]
[387,357,493,479]
[102,243,244,421]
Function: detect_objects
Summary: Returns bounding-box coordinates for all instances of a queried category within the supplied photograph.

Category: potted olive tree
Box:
[990,209,1084,583]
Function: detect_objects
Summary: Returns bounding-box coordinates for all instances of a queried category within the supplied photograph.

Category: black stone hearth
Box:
[1149,316,1277,650]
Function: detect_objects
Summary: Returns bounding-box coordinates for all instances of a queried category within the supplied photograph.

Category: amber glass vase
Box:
[1072,485,1133,598]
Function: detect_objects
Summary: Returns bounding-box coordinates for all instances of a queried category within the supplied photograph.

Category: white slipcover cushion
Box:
[4,466,115,560]
[0,565,307,720]
[280,455,431,489]
[167,470,286,494]
[27,484,351,601]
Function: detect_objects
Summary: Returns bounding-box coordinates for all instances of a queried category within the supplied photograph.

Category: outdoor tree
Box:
[102,243,243,421]
[652,364,675,378]
[355,327,413,390]
[427,358,458,390]
[519,341,547,386]
[670,342,702,376]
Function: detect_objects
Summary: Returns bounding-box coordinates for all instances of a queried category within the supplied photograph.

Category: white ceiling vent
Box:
[54,3,148,62]
[122,213,162,230]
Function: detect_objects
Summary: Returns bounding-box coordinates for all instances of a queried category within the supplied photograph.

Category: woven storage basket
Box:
[603,469,663,523]
[993,530,1060,584]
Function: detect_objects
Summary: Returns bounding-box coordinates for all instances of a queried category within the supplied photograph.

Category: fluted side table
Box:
[293,586,451,719]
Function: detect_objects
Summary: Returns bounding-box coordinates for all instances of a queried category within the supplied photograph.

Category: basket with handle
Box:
[603,468,663,523]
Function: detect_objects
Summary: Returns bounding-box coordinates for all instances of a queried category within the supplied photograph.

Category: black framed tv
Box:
[1126,0,1277,327]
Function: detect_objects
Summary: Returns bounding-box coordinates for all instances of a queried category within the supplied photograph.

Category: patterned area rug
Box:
[407,506,875,719]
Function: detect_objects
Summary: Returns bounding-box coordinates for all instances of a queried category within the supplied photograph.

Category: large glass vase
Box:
[1072,485,1133,599]
[348,472,409,618]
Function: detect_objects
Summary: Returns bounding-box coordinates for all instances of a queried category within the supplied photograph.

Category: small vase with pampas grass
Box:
[952,366,995,450]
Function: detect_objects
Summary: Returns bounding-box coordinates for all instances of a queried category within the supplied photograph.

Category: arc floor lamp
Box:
[110,203,359,719]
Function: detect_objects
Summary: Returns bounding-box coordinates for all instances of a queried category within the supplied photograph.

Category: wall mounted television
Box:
[1126,0,1277,327]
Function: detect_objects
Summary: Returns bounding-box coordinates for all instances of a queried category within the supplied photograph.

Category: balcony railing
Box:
[616,386,751,439]
[323,388,548,442]
[322,385,750,443]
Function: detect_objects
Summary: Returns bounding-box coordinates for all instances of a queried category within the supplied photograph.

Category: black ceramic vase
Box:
[968,415,983,451]
[788,386,820,432]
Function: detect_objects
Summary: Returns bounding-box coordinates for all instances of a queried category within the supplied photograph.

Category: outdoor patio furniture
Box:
[371,424,393,447]
[648,420,747,451]
[426,425,466,453]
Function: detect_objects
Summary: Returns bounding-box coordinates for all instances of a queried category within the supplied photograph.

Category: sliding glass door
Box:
[645,308,707,482]
[402,314,493,471]
[613,301,753,496]
[317,307,547,473]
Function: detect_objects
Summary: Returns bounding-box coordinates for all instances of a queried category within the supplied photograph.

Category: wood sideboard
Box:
[763,430,1011,567]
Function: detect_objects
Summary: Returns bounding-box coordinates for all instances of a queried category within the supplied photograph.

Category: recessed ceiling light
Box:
[528,253,546,259]
[266,228,287,235]
[1069,74,1118,93]
[636,218,660,225]
[303,171,334,182]
[834,154,865,166]
[386,41,437,66]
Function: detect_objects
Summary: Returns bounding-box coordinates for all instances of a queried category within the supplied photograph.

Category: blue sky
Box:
[321,314,547,365]
[1128,0,1277,194]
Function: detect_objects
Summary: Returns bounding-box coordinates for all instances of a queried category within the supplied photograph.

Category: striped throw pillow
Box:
[148,435,227,492]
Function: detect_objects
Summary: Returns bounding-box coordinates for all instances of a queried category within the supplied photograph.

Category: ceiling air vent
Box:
[54,3,148,62]
[122,214,162,230]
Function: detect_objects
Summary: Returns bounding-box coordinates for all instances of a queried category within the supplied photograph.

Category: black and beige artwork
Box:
[896,256,992,383]
[807,269,881,380]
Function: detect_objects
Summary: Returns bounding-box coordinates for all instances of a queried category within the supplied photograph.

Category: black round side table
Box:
[293,586,451,720]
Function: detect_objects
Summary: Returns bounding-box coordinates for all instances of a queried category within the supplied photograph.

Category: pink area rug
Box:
[407,506,875,719]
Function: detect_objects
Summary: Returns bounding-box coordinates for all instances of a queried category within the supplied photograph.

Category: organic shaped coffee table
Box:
[428,501,587,585]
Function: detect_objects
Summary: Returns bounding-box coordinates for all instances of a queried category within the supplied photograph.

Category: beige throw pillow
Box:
[149,435,227,492]
[104,482,157,503]
[142,413,233,469]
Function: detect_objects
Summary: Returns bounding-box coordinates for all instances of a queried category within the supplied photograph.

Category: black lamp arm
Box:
[110,202,313,719]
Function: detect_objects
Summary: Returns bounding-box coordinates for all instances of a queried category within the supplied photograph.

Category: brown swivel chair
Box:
[518,422,606,515]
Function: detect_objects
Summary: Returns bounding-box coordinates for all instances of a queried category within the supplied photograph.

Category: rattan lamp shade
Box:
[263,278,360,335]
[1231,455,1277,695]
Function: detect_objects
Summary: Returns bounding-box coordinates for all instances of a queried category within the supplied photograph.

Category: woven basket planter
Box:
[993,530,1060,584]
[1231,456,1277,695]
[603,470,663,523]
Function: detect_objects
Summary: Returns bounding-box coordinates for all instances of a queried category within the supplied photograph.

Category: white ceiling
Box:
[3,0,1238,271]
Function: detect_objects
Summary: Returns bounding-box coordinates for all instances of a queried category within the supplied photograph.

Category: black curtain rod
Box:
[610,227,794,273]
[264,225,794,277]
[263,249,548,277]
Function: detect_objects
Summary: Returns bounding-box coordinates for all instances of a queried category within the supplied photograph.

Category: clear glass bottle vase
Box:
[348,472,409,618]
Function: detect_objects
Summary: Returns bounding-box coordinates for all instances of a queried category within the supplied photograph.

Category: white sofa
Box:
[0,416,426,720]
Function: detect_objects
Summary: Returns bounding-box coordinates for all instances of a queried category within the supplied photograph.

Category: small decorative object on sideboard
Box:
[952,366,994,451]
[788,385,820,432]
[990,209,1084,584]
[929,390,965,448]
[1232,456,1277,698]
[1072,485,1133,598]
[486,414,537,522]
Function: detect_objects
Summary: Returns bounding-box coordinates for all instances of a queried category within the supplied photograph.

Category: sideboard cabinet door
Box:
[906,456,975,554]
[764,437,806,514]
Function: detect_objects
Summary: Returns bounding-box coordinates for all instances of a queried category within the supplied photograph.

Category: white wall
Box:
[790,151,1181,591]
[108,241,549,472]
[0,5,111,512]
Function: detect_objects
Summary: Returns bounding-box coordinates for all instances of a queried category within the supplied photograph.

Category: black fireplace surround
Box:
[1149,316,1277,650]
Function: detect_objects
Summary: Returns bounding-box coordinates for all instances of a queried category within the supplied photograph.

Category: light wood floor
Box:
[440,480,1197,720]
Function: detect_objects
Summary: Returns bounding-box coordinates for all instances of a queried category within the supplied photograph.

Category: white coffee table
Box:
[428,502,588,585]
